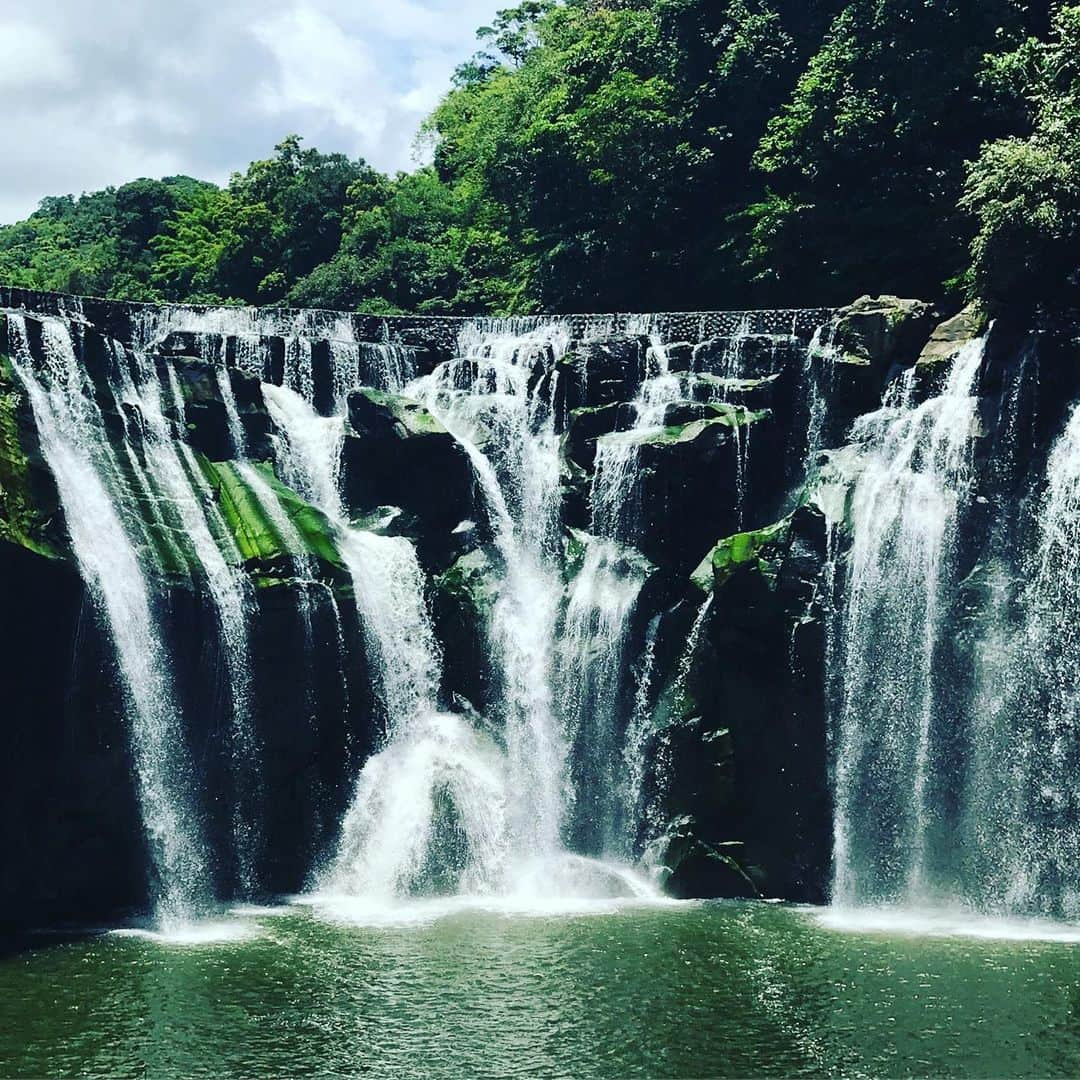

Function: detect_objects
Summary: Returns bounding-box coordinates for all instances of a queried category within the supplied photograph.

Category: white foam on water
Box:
[300,857,677,929]
[813,905,1080,944]
[111,920,263,947]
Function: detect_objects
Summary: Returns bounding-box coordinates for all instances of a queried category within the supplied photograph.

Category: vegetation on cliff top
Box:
[0,1,1075,315]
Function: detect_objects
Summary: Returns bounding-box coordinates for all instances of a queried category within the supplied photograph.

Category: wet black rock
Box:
[341,389,475,568]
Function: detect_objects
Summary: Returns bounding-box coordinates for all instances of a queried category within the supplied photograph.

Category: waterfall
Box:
[591,336,680,542]
[622,614,661,848]
[262,384,441,725]
[830,337,986,907]
[8,295,852,918]
[804,323,840,480]
[410,321,571,872]
[1002,405,1080,917]
[638,595,714,873]
[261,384,504,898]
[6,315,211,926]
[110,342,261,894]
[558,534,650,853]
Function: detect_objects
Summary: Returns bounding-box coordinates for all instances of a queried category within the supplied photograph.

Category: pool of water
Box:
[1,900,1077,1078]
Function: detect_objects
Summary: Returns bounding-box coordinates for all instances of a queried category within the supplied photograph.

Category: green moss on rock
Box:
[564,528,589,581]
[697,518,792,591]
[640,406,770,448]
[832,295,934,373]
[438,547,499,614]
[197,457,343,571]
[351,388,447,437]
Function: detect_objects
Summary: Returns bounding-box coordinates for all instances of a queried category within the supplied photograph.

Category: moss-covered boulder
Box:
[705,505,832,899]
[433,546,501,712]
[689,518,790,595]
[831,295,934,375]
[342,389,474,567]
[197,458,344,582]
[348,387,446,440]
[563,402,630,471]
[628,408,784,575]
[638,505,833,902]
[672,373,779,417]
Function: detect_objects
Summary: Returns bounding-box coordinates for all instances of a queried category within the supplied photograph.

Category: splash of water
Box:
[260,384,505,898]
[409,321,571,864]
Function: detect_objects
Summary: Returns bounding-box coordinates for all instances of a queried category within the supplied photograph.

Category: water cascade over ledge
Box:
[0,286,1077,931]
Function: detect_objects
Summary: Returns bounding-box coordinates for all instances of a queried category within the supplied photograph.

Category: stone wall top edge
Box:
[0,284,838,324]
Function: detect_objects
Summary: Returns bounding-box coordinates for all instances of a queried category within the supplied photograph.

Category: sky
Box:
[0,0,502,223]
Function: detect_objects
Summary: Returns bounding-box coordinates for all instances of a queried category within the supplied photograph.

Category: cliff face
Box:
[0,287,1072,929]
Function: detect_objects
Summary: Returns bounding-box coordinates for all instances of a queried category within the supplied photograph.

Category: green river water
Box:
[0,900,1077,1078]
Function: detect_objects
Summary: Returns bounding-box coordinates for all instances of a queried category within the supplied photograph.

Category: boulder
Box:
[0,540,148,928]
[433,546,501,712]
[661,819,760,901]
[157,329,207,357]
[342,389,475,567]
[229,366,274,460]
[703,506,832,900]
[167,355,234,460]
[630,408,785,575]
[831,295,934,378]
[558,334,649,410]
[663,342,695,373]
[635,507,832,902]
[914,305,988,395]
[563,402,632,472]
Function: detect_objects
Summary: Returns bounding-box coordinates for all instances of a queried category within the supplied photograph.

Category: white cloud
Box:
[0,22,76,90]
[0,0,502,223]
[253,6,387,142]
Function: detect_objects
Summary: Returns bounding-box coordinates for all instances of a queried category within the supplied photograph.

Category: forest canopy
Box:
[1,0,1075,316]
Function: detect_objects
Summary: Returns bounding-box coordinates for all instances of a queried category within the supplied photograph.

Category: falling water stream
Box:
[406,319,659,901]
[830,337,986,907]
[6,315,211,927]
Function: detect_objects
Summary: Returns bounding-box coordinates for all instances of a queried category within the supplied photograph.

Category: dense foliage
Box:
[1,1,1076,314]
[962,3,1080,310]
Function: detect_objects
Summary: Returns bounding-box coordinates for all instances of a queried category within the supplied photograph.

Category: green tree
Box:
[152,189,274,302]
[962,4,1080,312]
[745,0,1038,305]
[152,136,374,304]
